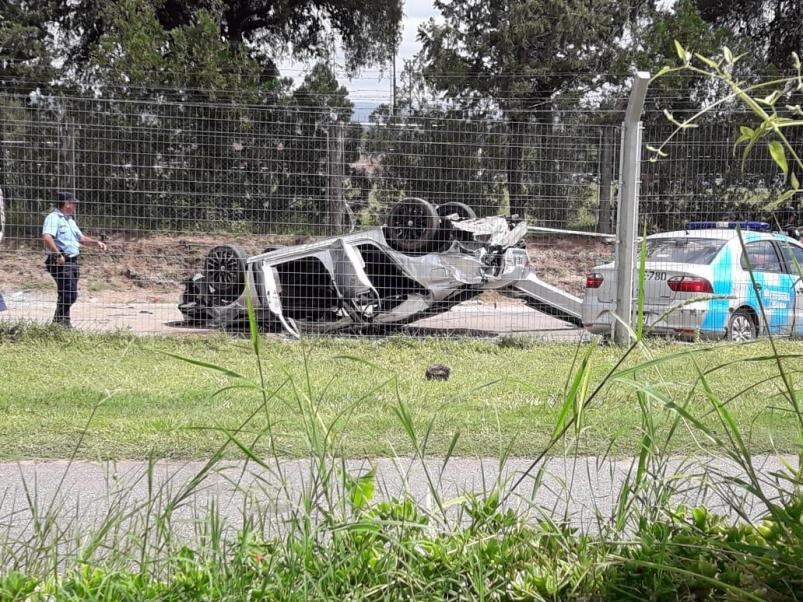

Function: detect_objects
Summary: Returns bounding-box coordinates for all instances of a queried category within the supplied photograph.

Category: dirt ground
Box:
[526,235,613,297]
[0,232,613,302]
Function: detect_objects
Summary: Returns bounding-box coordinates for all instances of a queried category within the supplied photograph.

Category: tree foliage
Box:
[274,63,362,229]
[364,102,509,216]
[89,0,264,97]
[630,0,733,109]
[0,1,56,94]
[693,0,802,72]
[55,0,402,78]
[644,45,803,229]
[419,0,630,112]
[417,0,632,219]
[2,0,798,237]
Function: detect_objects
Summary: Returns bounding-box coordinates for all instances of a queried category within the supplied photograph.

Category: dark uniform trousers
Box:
[46,256,79,325]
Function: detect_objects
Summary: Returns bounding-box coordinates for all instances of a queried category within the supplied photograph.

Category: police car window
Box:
[645,238,725,264]
[779,242,803,275]
[740,241,784,273]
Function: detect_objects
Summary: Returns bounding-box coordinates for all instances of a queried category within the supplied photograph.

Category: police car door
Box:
[777,239,803,336]
[740,240,794,335]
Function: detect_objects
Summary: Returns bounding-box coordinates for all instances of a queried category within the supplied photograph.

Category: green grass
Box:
[1,328,801,460]
[1,307,802,600]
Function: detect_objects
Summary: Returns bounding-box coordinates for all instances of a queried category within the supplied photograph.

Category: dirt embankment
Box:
[0,233,612,302]
[526,236,613,297]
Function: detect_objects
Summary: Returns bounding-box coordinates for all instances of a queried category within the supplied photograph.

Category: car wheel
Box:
[385,197,440,252]
[436,202,477,221]
[205,244,249,306]
[727,309,757,342]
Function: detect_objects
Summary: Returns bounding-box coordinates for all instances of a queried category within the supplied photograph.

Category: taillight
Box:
[667,276,712,293]
[586,273,604,288]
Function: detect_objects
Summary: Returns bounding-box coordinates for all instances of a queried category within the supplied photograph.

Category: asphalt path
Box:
[1,455,797,549]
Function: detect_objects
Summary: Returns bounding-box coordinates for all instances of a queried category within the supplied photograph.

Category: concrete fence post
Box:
[613,71,650,345]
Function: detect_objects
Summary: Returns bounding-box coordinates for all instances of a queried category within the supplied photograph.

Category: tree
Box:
[417,0,631,219]
[89,0,170,90]
[693,0,802,72]
[363,99,509,218]
[0,2,61,236]
[54,0,403,79]
[0,1,56,94]
[273,63,360,233]
[89,0,264,97]
[622,0,732,111]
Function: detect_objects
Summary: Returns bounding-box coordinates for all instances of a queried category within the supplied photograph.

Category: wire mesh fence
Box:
[640,118,794,231]
[1,85,795,339]
[0,89,623,337]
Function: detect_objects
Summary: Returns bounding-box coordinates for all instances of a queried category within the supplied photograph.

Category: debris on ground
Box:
[426,364,451,381]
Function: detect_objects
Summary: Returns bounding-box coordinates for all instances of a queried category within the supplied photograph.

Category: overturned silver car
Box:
[178,198,582,336]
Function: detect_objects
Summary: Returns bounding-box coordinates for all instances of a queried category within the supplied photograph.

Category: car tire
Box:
[727,309,757,342]
[385,197,440,253]
[436,202,477,221]
[204,244,249,305]
[430,202,478,251]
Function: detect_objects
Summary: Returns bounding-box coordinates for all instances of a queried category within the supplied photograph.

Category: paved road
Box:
[1,455,796,546]
[0,291,583,339]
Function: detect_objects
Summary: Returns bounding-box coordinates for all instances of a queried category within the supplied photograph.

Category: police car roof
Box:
[650,229,748,240]
[649,229,795,242]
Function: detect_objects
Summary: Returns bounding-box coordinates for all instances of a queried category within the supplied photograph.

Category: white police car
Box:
[582,222,803,341]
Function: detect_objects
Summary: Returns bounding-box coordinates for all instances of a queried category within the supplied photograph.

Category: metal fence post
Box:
[329,121,346,234]
[614,71,650,345]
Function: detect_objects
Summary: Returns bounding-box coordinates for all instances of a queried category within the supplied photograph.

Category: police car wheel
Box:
[727,309,757,342]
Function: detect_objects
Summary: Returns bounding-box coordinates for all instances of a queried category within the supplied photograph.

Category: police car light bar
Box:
[686,221,771,232]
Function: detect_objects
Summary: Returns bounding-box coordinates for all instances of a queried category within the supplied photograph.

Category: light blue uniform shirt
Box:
[42,210,83,257]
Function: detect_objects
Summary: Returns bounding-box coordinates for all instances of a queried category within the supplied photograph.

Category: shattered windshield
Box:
[645,238,726,265]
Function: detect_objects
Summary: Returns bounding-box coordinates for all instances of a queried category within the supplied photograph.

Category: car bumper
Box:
[582,303,719,339]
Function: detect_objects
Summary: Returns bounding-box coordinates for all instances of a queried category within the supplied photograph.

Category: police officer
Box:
[41,192,107,328]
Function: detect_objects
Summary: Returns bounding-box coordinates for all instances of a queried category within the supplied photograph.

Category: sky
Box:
[277,0,438,119]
